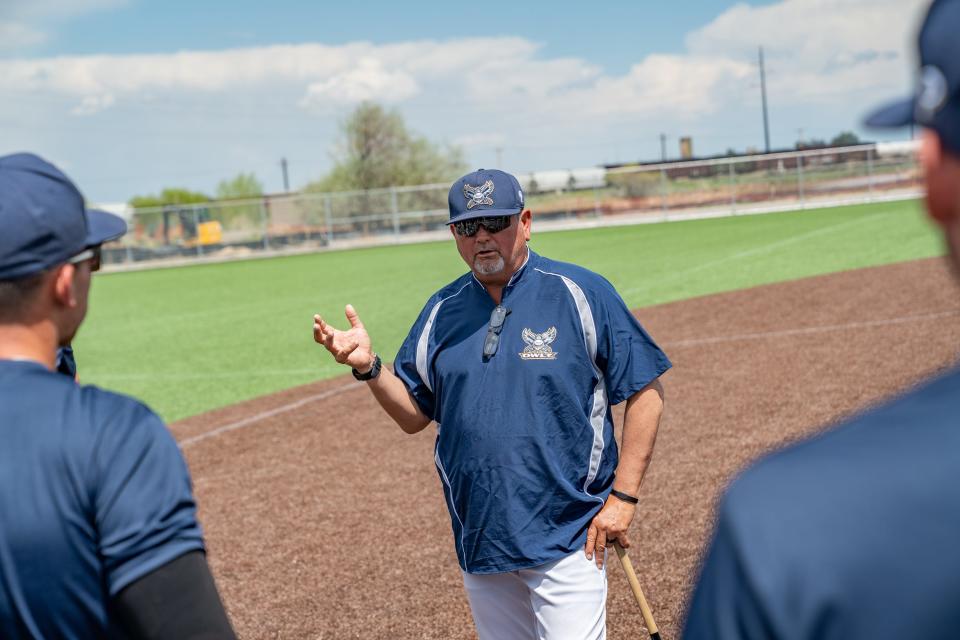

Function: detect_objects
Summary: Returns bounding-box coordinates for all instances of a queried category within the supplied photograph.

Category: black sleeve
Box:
[113,550,237,640]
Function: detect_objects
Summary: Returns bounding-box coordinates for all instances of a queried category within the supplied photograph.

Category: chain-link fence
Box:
[100,142,921,269]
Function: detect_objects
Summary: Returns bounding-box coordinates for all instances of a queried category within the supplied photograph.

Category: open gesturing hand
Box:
[313,304,375,372]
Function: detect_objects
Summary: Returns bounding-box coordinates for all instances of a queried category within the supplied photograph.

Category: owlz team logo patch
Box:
[463,180,495,209]
[519,327,558,360]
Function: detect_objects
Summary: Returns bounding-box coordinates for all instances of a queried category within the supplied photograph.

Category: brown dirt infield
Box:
[172,256,960,639]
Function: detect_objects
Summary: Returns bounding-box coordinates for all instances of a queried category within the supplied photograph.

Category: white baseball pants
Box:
[462,549,607,640]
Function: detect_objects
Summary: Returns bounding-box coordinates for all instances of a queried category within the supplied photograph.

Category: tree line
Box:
[128,102,465,209]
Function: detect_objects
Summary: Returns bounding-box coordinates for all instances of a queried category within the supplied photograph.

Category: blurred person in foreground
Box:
[684,1,960,637]
[313,169,670,639]
[0,153,236,639]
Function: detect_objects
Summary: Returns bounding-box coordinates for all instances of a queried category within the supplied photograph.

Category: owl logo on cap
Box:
[464,180,495,209]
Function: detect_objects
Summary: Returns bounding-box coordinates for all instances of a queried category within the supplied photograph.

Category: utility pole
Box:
[660,133,667,162]
[280,157,290,193]
[759,46,771,153]
[495,147,503,168]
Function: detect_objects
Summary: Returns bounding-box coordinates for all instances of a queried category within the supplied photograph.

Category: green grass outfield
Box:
[75,199,943,422]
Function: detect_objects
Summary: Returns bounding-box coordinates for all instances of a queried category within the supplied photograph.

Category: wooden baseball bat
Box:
[613,541,661,640]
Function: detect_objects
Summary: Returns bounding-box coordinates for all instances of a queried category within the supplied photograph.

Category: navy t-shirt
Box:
[685,366,960,639]
[394,251,671,573]
[0,360,205,639]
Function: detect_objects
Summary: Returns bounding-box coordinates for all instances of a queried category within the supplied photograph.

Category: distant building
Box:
[518,168,606,193]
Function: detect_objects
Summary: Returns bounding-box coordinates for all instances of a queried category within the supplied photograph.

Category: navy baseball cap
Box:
[448,168,525,224]
[864,0,960,152]
[0,153,126,280]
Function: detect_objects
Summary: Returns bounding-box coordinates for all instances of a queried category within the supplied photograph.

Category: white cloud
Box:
[688,0,926,57]
[299,58,419,108]
[686,0,929,104]
[0,0,925,123]
[0,21,46,49]
[0,39,598,102]
[0,38,608,117]
[570,55,754,118]
[71,93,114,115]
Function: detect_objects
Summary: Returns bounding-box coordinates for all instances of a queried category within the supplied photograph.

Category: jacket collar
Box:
[471,247,537,291]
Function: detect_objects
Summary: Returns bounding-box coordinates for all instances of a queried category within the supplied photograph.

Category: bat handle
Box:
[613,541,661,639]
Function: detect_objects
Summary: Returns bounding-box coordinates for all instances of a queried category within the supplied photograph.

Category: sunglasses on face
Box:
[67,245,102,272]
[483,305,510,359]
[453,215,514,237]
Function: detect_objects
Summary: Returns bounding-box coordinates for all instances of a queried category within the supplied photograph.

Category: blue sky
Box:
[0,0,927,202]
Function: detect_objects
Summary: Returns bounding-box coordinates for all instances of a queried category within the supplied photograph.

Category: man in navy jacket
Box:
[314,168,670,639]
[685,2,960,638]
[0,153,235,639]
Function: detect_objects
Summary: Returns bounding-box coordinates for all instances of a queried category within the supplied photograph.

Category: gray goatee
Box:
[474,254,505,275]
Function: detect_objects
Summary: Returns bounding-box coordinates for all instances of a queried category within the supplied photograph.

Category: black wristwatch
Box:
[352,354,382,381]
[609,488,639,504]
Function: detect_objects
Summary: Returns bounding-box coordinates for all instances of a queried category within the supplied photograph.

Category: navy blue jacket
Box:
[0,360,204,639]
[685,366,960,639]
[395,251,670,573]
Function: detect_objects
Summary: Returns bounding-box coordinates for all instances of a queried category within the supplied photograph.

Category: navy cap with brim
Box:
[448,206,524,225]
[86,209,127,246]
[448,168,526,224]
[863,0,960,153]
[1,153,130,279]
[865,94,960,155]
[865,98,915,128]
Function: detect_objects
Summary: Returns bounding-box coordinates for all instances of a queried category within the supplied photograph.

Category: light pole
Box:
[759,46,771,153]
